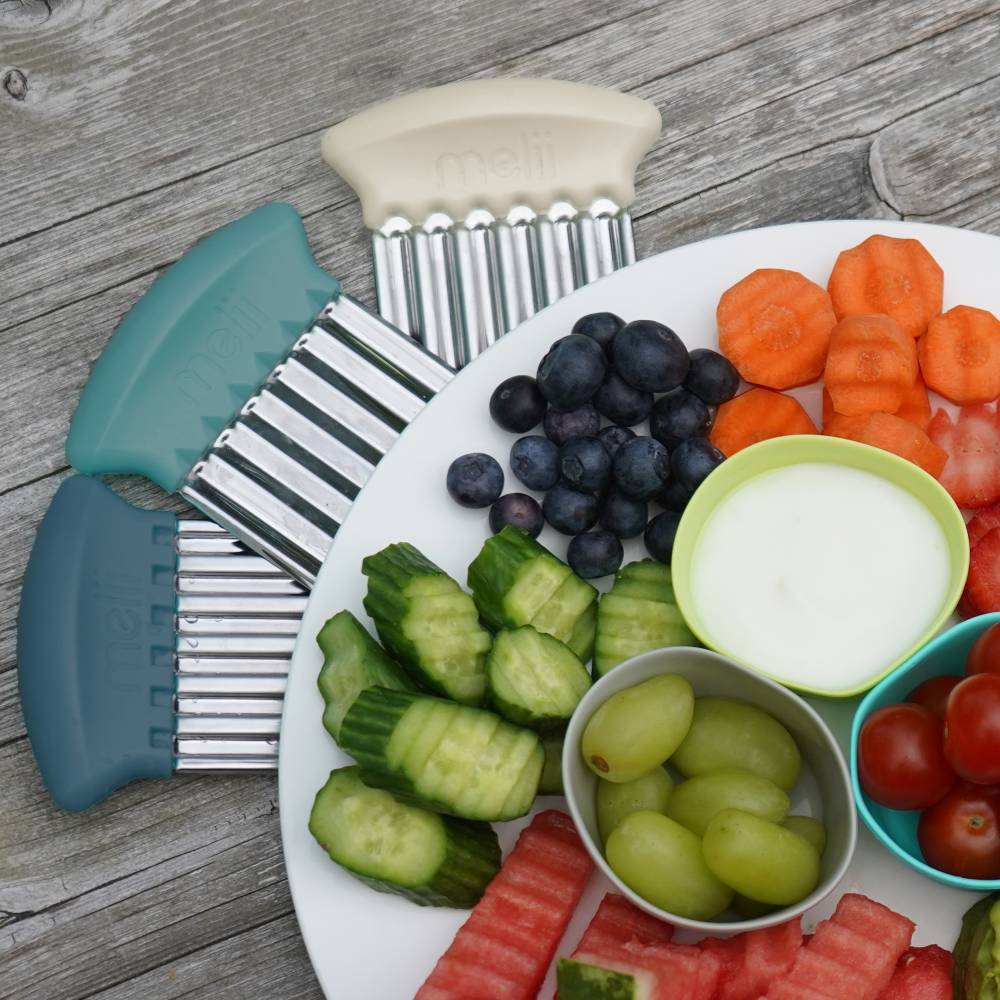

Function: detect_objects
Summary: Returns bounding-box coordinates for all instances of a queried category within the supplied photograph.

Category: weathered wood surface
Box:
[1,0,998,996]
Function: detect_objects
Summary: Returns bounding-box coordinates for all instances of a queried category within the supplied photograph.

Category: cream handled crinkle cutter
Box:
[321,79,660,368]
[17,476,307,811]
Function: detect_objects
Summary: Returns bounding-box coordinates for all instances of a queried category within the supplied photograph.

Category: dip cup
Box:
[852,612,1000,890]
[671,435,970,698]
[562,645,857,934]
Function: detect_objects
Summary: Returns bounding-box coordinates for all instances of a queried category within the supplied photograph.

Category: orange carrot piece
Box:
[710,387,818,457]
[824,411,947,477]
[827,234,943,339]
[717,268,837,390]
[825,375,930,429]
[895,374,932,430]
[918,305,1000,405]
[823,314,918,417]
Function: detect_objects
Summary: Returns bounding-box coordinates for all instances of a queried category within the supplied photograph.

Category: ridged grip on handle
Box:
[66,203,340,492]
[320,79,662,227]
[17,476,177,811]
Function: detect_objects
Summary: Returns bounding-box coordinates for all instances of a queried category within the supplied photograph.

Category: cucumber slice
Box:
[487,626,590,729]
[468,526,598,660]
[308,766,500,908]
[557,958,647,999]
[539,731,565,795]
[316,610,417,740]
[363,543,491,705]
[594,560,696,677]
[341,687,543,821]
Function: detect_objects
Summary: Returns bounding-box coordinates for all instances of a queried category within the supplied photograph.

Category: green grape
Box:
[606,811,733,920]
[582,674,694,783]
[733,894,777,919]
[666,768,789,837]
[538,732,564,795]
[783,815,826,856]
[596,768,673,844]
[670,698,801,790]
[702,809,820,906]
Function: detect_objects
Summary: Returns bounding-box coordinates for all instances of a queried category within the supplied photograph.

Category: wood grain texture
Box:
[2,0,999,996]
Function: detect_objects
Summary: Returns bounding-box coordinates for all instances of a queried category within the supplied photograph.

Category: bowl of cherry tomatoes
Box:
[851,614,1000,889]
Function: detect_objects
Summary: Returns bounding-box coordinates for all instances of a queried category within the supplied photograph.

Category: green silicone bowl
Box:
[852,612,1000,890]
[671,435,969,698]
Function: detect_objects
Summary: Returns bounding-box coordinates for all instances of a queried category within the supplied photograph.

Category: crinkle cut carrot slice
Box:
[709,387,817,457]
[827,234,943,339]
[918,305,1000,405]
[717,268,837,390]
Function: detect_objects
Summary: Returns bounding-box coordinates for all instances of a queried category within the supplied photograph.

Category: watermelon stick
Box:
[416,810,594,1000]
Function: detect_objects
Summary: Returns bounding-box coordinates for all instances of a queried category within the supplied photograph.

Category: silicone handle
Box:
[321,79,661,228]
[66,203,340,492]
[17,476,177,811]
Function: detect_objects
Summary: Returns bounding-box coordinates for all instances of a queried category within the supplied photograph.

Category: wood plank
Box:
[870,73,1000,228]
[0,0,655,244]
[0,0,842,328]
[88,914,323,1000]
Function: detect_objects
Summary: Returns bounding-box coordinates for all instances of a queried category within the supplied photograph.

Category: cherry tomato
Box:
[858,704,955,810]
[906,675,961,719]
[945,674,1000,784]
[966,623,1000,677]
[918,782,1000,879]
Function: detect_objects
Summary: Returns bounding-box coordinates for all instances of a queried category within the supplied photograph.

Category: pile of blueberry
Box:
[445,313,739,579]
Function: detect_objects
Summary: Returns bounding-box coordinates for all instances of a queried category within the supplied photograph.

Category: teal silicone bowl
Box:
[851,612,1000,890]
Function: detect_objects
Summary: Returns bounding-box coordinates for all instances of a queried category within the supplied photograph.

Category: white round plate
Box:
[280,220,1000,999]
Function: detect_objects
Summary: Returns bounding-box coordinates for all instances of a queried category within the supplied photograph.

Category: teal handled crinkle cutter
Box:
[19,80,660,809]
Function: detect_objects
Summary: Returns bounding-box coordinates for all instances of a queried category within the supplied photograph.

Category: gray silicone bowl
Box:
[562,645,857,935]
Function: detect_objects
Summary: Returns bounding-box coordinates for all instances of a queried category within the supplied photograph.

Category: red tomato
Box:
[918,782,1000,878]
[967,622,1000,677]
[906,675,961,719]
[945,674,1000,784]
[858,704,955,810]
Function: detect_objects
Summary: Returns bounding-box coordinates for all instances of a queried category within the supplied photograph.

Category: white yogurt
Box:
[689,463,950,692]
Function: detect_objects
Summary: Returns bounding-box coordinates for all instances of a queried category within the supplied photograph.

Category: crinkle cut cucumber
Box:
[362,542,491,705]
[468,526,598,660]
[308,766,500,908]
[316,610,417,740]
[340,687,543,821]
[594,560,696,678]
[487,625,590,730]
[539,730,566,795]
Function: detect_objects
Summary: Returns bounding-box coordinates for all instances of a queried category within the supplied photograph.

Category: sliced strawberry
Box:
[927,404,1000,508]
[878,945,953,999]
[966,528,1000,614]
[968,504,1000,548]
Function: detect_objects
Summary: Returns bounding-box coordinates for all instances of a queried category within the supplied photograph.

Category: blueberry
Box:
[447,453,504,508]
[489,375,547,432]
[571,312,625,356]
[536,334,607,408]
[655,479,696,513]
[599,490,648,539]
[542,484,599,535]
[489,493,544,538]
[671,438,725,491]
[597,425,636,458]
[559,437,612,494]
[685,348,740,405]
[644,511,681,563]
[567,530,624,579]
[649,389,712,450]
[612,436,670,500]
[594,370,653,426]
[510,435,560,491]
[612,320,689,393]
[543,403,600,446]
